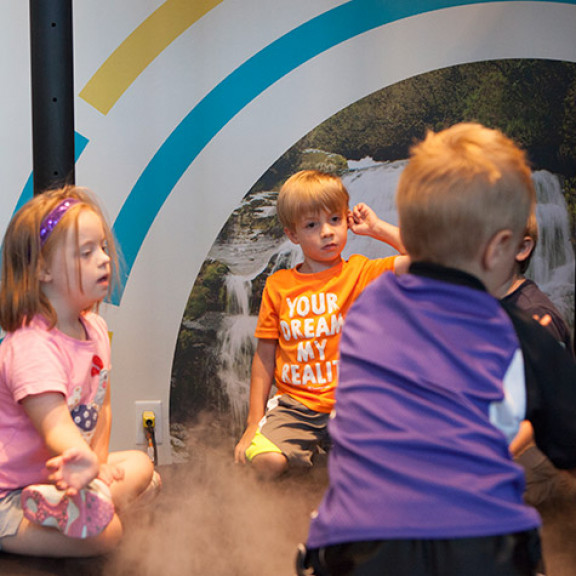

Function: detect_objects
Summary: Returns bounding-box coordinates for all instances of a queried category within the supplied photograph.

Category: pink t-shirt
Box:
[0,313,111,498]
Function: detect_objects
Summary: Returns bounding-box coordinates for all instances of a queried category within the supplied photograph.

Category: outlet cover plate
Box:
[135,400,163,445]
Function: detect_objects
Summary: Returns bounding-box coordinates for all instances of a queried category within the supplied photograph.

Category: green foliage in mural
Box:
[183,260,229,321]
[255,60,576,185]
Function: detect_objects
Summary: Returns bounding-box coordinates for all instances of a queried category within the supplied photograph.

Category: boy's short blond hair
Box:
[277,170,349,231]
[397,123,535,267]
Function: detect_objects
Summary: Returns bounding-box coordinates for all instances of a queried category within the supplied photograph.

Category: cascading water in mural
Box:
[173,160,575,441]
[212,241,303,434]
[216,275,257,429]
[530,171,575,325]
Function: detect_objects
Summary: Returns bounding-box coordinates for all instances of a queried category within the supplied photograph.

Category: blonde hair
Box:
[397,123,535,266]
[277,170,349,231]
[0,186,118,332]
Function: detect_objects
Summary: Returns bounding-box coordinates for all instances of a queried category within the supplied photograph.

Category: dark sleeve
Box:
[503,280,573,355]
[522,303,573,356]
[502,300,576,470]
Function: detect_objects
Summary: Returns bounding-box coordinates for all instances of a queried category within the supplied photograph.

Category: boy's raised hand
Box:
[348,203,406,255]
[348,202,379,236]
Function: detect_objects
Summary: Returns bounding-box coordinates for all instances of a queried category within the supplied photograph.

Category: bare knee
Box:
[251,452,288,481]
[108,449,156,510]
[129,449,155,492]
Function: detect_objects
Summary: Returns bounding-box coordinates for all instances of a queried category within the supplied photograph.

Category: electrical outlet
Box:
[135,400,163,445]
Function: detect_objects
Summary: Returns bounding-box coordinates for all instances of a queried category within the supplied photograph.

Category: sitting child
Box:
[234,169,408,480]
[0,187,159,557]
[504,212,575,574]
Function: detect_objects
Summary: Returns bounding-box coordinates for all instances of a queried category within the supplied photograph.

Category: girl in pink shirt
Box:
[0,187,158,557]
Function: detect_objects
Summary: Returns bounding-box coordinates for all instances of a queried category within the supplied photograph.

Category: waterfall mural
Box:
[170,160,575,459]
[170,59,576,460]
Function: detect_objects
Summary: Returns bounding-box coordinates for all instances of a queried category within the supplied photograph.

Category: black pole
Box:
[29,0,75,196]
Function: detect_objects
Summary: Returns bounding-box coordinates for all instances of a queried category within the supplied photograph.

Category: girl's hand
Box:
[98,462,125,486]
[45,447,100,496]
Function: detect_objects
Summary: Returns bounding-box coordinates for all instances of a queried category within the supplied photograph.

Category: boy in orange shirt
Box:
[233,170,408,479]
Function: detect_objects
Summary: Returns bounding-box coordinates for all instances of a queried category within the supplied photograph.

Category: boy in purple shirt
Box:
[299,123,576,576]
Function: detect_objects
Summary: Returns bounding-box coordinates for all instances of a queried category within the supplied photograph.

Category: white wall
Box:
[1,1,575,463]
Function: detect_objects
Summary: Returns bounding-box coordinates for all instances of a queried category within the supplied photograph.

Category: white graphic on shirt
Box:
[489,349,526,443]
[279,292,343,390]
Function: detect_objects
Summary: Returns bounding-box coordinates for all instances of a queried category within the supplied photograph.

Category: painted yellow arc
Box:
[80,0,223,115]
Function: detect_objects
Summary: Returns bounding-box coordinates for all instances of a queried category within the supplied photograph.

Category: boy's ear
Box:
[516,235,535,263]
[284,227,300,245]
[483,229,514,271]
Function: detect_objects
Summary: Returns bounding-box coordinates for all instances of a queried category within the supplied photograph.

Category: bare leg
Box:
[107,450,155,512]
[1,515,122,558]
[1,451,154,557]
[251,452,288,481]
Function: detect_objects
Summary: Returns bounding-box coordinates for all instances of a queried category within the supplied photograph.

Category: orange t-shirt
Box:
[255,254,396,413]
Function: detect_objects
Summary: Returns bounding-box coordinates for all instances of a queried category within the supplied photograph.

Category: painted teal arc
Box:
[111,0,576,304]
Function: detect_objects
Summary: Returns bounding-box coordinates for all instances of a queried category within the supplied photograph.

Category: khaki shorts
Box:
[246,394,331,468]
[0,490,24,549]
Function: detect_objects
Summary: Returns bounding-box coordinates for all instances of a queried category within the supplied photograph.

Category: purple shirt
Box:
[307,267,540,547]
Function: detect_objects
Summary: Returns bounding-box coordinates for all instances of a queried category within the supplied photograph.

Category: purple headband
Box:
[39,198,80,246]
